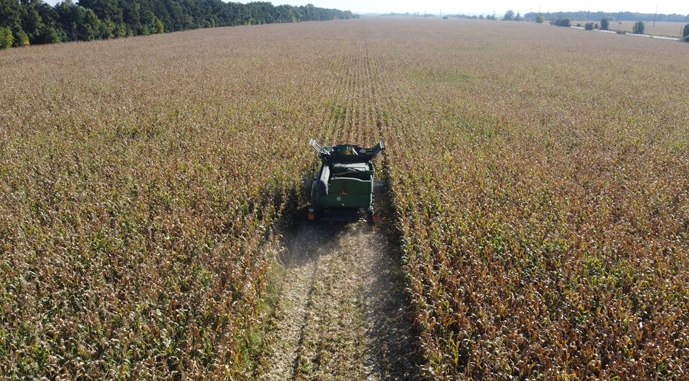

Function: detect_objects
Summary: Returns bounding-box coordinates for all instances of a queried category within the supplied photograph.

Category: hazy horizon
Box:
[38,0,689,17]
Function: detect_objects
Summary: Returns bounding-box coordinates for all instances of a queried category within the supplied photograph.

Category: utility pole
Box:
[653,5,658,28]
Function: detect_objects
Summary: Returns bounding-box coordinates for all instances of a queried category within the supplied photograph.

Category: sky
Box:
[40,0,689,17]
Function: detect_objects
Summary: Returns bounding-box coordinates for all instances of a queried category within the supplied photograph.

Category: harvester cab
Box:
[306,139,386,222]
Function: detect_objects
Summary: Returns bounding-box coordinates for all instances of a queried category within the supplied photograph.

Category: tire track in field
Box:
[256,31,418,380]
[257,199,417,380]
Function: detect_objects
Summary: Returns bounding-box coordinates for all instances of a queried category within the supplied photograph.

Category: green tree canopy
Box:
[600,17,609,30]
[0,0,356,47]
[0,26,13,48]
[632,20,645,34]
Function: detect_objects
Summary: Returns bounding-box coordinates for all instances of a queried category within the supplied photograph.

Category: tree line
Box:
[524,10,689,23]
[0,0,355,48]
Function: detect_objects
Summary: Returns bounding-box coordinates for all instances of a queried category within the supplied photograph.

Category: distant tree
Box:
[154,18,163,33]
[0,0,356,48]
[78,0,124,25]
[503,10,514,21]
[536,14,544,23]
[515,12,521,21]
[478,15,483,19]
[56,3,103,41]
[632,20,645,34]
[683,23,689,38]
[0,26,13,48]
[551,17,571,27]
[0,0,23,35]
[594,22,599,29]
[16,29,28,45]
[600,17,609,30]
[584,22,594,30]
[18,0,65,44]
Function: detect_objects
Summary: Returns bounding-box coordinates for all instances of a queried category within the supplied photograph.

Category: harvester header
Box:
[309,139,385,164]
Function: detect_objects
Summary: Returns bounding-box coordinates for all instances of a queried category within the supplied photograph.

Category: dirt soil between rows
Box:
[255,201,418,380]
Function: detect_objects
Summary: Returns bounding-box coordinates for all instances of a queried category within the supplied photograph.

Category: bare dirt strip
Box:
[255,210,418,380]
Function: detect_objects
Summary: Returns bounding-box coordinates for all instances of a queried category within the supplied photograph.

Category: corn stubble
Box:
[1,18,688,379]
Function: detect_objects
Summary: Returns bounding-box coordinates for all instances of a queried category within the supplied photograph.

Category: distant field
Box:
[1,17,688,379]
[607,20,687,36]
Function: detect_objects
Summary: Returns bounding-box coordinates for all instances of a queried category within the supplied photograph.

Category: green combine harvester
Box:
[306,139,386,222]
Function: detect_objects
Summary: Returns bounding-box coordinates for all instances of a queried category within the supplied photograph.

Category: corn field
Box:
[1,18,688,379]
